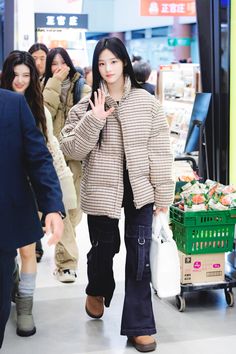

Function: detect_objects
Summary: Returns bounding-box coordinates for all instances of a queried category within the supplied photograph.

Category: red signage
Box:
[140,0,196,16]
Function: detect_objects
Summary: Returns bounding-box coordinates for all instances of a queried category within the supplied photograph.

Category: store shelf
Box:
[158,64,201,157]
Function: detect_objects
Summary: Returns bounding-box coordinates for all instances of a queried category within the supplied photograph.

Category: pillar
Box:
[172,17,191,62]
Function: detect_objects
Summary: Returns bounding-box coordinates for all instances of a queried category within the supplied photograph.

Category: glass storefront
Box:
[35,12,89,67]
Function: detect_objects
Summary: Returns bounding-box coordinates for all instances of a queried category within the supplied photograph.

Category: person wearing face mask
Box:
[0,50,75,338]
[0,52,65,348]
[43,47,91,283]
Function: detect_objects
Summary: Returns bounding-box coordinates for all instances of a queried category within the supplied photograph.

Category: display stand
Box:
[173,93,211,180]
[183,93,212,178]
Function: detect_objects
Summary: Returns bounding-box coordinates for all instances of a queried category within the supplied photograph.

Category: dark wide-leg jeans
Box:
[0,250,16,348]
[86,170,156,336]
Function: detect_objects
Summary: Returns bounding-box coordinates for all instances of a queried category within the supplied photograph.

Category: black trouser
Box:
[0,250,16,348]
[86,170,156,336]
[36,240,43,254]
[36,214,45,256]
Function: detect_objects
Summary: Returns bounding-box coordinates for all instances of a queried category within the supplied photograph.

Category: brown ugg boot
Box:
[85,295,104,319]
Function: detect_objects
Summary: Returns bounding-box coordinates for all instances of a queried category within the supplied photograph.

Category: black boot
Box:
[11,260,20,303]
[36,240,44,263]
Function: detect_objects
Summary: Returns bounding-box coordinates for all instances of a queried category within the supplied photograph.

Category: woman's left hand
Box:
[89,89,114,121]
[153,207,168,215]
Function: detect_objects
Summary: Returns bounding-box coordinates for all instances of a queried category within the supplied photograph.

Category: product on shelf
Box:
[159,63,201,156]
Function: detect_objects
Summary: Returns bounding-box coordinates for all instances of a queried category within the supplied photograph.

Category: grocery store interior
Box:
[1,0,236,353]
[2,220,236,354]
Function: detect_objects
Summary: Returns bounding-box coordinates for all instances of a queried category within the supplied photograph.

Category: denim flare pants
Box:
[86,169,156,337]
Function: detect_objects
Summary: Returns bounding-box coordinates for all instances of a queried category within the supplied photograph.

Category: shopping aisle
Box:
[2,214,236,354]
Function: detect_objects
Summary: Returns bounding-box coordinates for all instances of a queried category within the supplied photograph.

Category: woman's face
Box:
[12,64,30,94]
[51,53,68,74]
[98,49,124,86]
[32,49,47,77]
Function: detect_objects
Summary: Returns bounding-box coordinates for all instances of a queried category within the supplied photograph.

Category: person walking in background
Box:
[131,54,142,63]
[0,87,64,349]
[43,47,91,283]
[59,37,174,353]
[28,43,50,262]
[132,60,156,95]
[83,65,93,87]
[0,50,76,338]
[28,43,48,86]
[74,66,89,105]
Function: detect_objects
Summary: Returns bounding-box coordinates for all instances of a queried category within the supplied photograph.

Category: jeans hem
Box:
[120,328,156,336]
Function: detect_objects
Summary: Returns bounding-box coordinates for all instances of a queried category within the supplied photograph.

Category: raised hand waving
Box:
[89,89,114,121]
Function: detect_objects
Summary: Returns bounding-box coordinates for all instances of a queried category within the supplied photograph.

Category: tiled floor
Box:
[2,214,236,354]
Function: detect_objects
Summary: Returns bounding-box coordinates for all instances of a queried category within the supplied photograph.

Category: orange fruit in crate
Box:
[192,194,205,204]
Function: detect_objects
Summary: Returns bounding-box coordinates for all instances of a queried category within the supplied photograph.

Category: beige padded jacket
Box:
[43,72,91,139]
[59,77,175,219]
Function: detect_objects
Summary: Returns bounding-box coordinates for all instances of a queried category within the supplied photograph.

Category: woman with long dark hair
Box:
[1,50,47,138]
[43,47,91,283]
[60,37,175,352]
[0,50,76,338]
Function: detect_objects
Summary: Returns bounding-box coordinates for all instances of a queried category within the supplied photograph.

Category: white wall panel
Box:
[14,0,35,50]
[34,0,83,13]
[82,0,195,32]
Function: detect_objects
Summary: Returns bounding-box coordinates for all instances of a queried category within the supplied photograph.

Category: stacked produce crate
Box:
[170,180,236,285]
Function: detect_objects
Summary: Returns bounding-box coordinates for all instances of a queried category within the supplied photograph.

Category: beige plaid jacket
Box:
[59,78,174,219]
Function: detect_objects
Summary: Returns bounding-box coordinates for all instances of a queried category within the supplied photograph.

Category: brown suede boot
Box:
[85,295,104,319]
[128,336,157,352]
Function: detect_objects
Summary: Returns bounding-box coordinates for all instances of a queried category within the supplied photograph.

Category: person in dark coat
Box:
[132,60,156,95]
[0,88,65,348]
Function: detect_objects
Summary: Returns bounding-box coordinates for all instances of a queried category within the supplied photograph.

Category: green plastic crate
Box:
[170,206,236,254]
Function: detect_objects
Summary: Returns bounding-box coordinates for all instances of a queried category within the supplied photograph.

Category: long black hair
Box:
[43,47,77,87]
[89,37,141,146]
[28,43,49,56]
[0,51,47,140]
[90,37,140,106]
